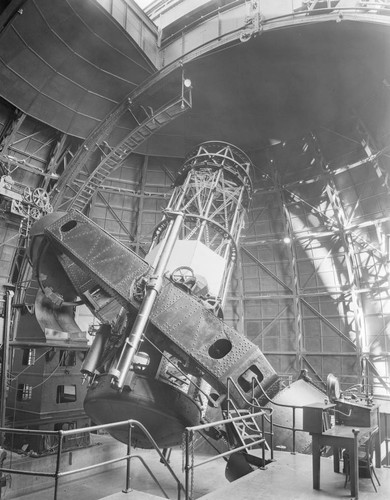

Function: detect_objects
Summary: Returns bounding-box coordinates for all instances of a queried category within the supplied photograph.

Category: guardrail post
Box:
[292,408,296,455]
[261,412,265,465]
[0,285,14,446]
[184,429,191,500]
[54,430,63,500]
[226,378,231,416]
[123,421,133,493]
[0,420,186,499]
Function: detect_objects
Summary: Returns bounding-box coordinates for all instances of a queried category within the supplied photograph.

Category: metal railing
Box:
[251,377,313,454]
[183,405,274,500]
[226,377,274,455]
[160,0,390,48]
[0,420,185,500]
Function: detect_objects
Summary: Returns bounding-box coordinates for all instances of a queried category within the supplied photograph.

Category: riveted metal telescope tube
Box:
[110,213,184,390]
[148,141,253,306]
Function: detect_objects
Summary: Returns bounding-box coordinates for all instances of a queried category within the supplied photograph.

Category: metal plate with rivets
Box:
[44,210,278,401]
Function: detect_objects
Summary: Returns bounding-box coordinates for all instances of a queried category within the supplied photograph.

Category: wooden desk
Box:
[311,425,380,499]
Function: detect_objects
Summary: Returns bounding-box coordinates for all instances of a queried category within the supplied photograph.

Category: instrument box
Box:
[335,400,379,427]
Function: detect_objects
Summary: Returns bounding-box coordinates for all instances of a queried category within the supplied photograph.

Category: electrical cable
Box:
[9,348,52,381]
[31,354,64,390]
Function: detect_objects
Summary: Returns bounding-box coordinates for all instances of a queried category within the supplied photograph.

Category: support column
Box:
[311,132,365,384]
[274,172,304,371]
[135,155,149,255]
[0,285,15,445]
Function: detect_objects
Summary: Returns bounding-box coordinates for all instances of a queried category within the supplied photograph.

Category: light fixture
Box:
[183,78,192,88]
[283,237,291,244]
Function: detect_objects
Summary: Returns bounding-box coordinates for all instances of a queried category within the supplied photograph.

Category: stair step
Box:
[139,127,152,136]
[145,122,159,131]
[73,202,86,210]
[223,407,268,450]
[236,425,261,435]
[94,173,105,180]
[230,409,251,416]
[78,193,90,201]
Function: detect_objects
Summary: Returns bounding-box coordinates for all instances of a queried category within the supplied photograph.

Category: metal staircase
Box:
[220,377,274,477]
[68,94,192,213]
[225,408,269,451]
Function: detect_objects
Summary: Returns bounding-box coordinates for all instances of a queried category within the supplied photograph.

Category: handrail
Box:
[224,397,268,466]
[226,376,274,452]
[186,408,273,432]
[227,374,317,454]
[183,408,273,500]
[226,376,273,413]
[252,377,306,410]
[226,385,271,453]
[251,377,310,454]
[0,419,185,500]
[161,1,390,48]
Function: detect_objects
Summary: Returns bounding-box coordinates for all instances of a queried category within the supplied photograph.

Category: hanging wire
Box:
[8,351,65,390]
[9,348,53,381]
[31,353,64,389]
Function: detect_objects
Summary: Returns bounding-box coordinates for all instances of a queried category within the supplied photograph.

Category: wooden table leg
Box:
[333,446,340,473]
[350,429,360,499]
[312,434,320,490]
[375,418,381,469]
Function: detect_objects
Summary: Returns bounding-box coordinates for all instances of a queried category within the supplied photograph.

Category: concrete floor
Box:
[6,446,390,500]
[200,451,390,500]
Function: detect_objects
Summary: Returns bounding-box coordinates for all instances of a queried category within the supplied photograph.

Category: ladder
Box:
[18,217,30,241]
[69,95,191,213]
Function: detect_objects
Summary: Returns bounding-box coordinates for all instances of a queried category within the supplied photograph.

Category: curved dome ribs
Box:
[0,0,156,138]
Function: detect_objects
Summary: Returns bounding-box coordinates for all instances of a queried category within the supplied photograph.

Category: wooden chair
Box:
[343,428,381,492]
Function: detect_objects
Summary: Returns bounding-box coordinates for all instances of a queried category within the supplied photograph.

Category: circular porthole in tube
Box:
[208,339,232,359]
[61,220,77,232]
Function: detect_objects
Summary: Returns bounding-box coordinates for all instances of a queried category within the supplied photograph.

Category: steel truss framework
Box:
[150,141,253,304]
[0,0,389,401]
[1,90,390,397]
[0,103,78,298]
[239,124,390,394]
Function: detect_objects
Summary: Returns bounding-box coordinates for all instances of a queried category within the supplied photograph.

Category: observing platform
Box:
[13,448,390,500]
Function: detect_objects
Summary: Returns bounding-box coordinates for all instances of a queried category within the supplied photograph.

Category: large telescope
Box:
[29,142,280,448]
